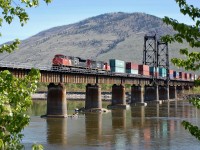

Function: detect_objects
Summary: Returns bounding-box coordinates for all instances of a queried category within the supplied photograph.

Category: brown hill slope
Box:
[0,12,192,69]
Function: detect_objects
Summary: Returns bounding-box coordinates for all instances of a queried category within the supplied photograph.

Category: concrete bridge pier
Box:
[130,85,147,106]
[85,84,102,111]
[159,85,169,101]
[169,86,177,100]
[145,85,161,104]
[44,82,67,118]
[184,85,191,93]
[177,86,184,98]
[108,84,128,109]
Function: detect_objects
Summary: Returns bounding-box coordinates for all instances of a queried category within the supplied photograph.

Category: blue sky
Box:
[0,0,199,44]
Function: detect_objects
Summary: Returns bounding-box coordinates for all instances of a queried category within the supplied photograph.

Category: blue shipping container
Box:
[159,68,167,77]
[159,68,166,73]
[150,67,159,72]
[109,59,125,68]
[111,67,125,73]
[173,71,179,78]
[126,69,138,74]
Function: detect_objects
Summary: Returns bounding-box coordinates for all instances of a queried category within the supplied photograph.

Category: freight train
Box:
[52,54,110,71]
[52,54,196,81]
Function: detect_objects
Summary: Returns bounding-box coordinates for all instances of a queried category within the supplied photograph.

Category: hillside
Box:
[0,12,194,70]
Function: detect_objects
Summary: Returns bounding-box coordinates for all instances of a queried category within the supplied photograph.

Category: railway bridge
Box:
[0,61,194,117]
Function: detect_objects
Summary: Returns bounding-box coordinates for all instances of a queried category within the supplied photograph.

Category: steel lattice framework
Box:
[143,35,169,84]
[143,35,157,67]
[157,41,170,82]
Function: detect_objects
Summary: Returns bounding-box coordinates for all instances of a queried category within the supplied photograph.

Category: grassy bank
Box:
[36,82,200,94]
[36,83,132,92]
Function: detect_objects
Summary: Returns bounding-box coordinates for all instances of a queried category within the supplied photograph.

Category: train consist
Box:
[52,54,196,81]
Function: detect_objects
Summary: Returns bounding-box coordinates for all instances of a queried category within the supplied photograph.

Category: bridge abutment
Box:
[85,84,102,110]
[44,83,67,118]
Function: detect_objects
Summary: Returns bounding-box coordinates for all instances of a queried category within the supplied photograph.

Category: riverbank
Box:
[31,92,119,101]
[32,92,198,102]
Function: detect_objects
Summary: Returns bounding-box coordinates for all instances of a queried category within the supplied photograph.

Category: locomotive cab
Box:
[52,54,72,66]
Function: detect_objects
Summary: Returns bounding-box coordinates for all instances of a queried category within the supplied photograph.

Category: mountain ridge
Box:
[0,12,191,70]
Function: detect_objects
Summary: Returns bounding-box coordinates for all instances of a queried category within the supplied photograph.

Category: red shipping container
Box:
[139,70,150,76]
[103,63,110,71]
[185,73,190,80]
[138,65,149,71]
[179,72,185,79]
[126,62,139,70]
[150,72,159,77]
[169,69,173,75]
[187,73,190,79]
[184,73,187,79]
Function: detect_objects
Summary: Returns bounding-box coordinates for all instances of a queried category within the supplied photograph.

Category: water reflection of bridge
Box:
[45,100,195,149]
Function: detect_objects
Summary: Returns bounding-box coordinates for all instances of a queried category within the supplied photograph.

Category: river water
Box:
[22,100,200,150]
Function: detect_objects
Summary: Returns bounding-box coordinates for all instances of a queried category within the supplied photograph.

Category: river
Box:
[22,100,200,150]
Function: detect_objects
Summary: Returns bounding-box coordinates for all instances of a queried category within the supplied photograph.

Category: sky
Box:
[0,0,199,44]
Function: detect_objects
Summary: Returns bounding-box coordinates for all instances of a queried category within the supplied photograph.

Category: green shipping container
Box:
[159,73,167,77]
[111,67,125,73]
[126,69,138,74]
[159,68,167,77]
[159,68,166,73]
[150,67,159,72]
[109,59,125,68]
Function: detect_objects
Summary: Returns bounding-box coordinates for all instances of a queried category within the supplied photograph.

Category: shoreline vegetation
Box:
[34,83,132,101]
[33,84,200,101]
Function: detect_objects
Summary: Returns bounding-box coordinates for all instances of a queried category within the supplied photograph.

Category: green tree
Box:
[0,0,52,149]
[162,0,200,140]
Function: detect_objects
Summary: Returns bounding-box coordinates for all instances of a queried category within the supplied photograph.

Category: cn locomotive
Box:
[52,54,110,71]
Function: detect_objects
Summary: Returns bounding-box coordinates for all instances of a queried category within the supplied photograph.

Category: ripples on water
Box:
[22,100,200,150]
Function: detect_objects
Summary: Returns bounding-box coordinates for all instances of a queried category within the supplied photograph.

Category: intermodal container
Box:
[149,67,159,72]
[111,67,125,73]
[126,62,138,70]
[138,65,149,76]
[169,70,174,75]
[159,67,167,77]
[109,59,125,68]
[190,73,194,81]
[149,67,159,76]
[194,74,198,80]
[139,70,150,76]
[173,71,179,79]
[179,72,185,79]
[104,63,110,71]
[170,74,174,79]
[185,73,190,80]
[138,65,149,71]
[126,69,138,74]
[169,69,174,79]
